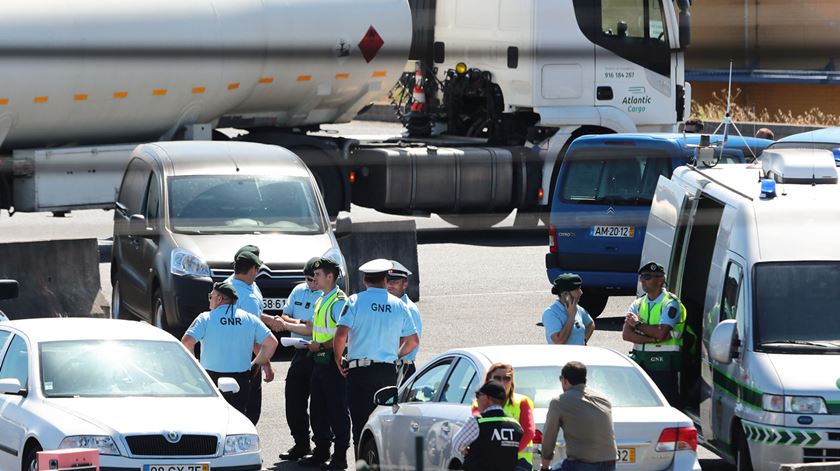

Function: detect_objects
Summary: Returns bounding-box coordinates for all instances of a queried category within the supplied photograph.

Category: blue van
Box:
[545,133,773,316]
[770,127,840,165]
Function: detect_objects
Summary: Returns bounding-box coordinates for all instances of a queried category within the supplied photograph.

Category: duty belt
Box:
[396,359,414,366]
[347,359,396,369]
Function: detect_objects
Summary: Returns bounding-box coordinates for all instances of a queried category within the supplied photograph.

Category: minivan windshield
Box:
[754,262,840,352]
[559,150,672,205]
[168,175,325,234]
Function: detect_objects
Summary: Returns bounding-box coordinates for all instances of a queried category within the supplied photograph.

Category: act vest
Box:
[472,394,534,463]
[463,409,523,471]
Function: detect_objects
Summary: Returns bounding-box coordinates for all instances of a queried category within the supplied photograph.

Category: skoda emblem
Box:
[164,431,182,443]
[606,206,615,215]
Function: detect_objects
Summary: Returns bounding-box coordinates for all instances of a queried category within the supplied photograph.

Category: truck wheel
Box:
[311,166,344,218]
[439,211,511,229]
[579,292,608,318]
[736,425,754,471]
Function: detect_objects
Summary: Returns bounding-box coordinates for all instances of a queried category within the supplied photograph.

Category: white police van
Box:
[639,148,840,471]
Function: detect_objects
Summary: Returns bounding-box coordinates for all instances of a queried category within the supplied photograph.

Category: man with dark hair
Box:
[452,380,524,471]
[755,127,775,140]
[683,118,704,133]
[181,281,278,415]
[540,362,617,471]
[333,258,418,457]
[386,260,422,382]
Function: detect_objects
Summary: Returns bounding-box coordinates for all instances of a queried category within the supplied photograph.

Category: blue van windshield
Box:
[560,150,673,205]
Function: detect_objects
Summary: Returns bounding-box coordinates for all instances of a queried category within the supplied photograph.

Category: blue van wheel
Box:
[579,292,608,318]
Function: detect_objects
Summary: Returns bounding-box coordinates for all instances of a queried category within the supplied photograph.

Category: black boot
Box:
[279,442,311,461]
[321,452,348,470]
[298,448,330,468]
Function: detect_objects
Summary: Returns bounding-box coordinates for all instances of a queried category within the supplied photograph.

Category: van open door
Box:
[640,175,695,284]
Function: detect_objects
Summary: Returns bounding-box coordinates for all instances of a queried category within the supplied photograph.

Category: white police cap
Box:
[358,258,394,275]
[388,260,412,278]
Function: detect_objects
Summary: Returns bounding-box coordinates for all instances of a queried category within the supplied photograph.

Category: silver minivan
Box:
[111,141,346,335]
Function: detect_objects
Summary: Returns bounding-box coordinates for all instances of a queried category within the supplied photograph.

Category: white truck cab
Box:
[640,148,840,471]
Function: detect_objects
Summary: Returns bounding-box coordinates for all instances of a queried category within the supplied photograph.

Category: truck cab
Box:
[640,148,840,471]
[545,133,772,316]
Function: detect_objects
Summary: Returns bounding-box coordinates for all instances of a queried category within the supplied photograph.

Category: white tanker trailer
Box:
[0,0,692,226]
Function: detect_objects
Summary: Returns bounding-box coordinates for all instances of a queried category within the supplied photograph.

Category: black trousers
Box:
[246,364,262,425]
[347,363,397,452]
[310,358,351,455]
[286,349,314,445]
[207,370,251,415]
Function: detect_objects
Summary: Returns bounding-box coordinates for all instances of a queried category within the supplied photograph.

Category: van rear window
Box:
[559,150,672,205]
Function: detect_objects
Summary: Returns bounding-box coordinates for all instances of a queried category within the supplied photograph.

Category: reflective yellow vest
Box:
[633,292,686,353]
[312,290,346,343]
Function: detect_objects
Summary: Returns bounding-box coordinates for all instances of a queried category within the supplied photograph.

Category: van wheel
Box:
[360,439,380,470]
[579,292,608,318]
[736,425,754,471]
[439,211,511,229]
[22,442,42,471]
[153,289,168,331]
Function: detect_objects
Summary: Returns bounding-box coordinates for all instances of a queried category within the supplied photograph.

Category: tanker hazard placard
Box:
[358,26,384,63]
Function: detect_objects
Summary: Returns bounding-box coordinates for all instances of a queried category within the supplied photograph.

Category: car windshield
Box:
[560,149,672,205]
[40,340,216,397]
[754,262,840,351]
[515,365,661,408]
[168,175,325,234]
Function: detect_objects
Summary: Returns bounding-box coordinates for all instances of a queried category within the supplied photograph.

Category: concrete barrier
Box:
[780,463,840,471]
[336,219,420,301]
[694,121,825,140]
[0,239,108,319]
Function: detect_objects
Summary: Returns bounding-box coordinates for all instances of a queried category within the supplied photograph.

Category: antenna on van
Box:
[712,61,760,162]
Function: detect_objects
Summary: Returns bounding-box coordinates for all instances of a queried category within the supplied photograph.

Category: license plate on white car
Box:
[617,448,635,464]
[262,298,287,311]
[143,465,209,471]
[591,225,635,238]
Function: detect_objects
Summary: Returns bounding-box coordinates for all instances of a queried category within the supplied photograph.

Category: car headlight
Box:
[60,436,119,455]
[762,394,827,414]
[224,434,260,455]
[171,249,212,277]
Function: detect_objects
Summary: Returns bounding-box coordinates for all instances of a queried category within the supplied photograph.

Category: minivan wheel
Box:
[736,424,754,471]
[360,439,380,470]
[153,289,168,331]
[22,442,41,471]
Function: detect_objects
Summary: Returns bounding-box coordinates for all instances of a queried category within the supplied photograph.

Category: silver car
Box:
[360,345,701,471]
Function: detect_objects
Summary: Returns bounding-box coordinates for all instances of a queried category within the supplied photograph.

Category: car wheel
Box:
[736,423,754,471]
[153,289,168,331]
[360,438,380,470]
[111,278,126,320]
[22,442,42,471]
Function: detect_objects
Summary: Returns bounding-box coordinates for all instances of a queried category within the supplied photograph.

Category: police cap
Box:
[313,257,340,271]
[477,380,507,402]
[387,260,412,280]
[303,256,320,277]
[212,281,239,302]
[358,258,393,277]
[638,261,665,274]
[235,250,263,267]
[234,245,260,259]
[551,273,582,295]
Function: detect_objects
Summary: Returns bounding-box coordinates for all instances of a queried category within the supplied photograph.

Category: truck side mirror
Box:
[709,319,738,364]
[0,280,19,300]
[334,211,352,238]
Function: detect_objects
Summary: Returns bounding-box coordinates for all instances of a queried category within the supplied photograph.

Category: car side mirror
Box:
[0,378,23,395]
[217,377,240,394]
[128,214,151,234]
[710,319,738,364]
[334,211,352,238]
[0,280,19,300]
[374,385,398,407]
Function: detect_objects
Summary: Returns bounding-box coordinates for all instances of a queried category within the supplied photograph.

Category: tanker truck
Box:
[0,0,692,227]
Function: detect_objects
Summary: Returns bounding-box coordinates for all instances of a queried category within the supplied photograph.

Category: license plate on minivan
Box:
[591,225,635,238]
[262,298,287,310]
[617,447,635,463]
[143,465,209,471]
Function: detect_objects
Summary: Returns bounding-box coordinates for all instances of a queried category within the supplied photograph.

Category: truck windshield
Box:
[754,262,840,351]
[559,149,672,205]
[168,175,325,234]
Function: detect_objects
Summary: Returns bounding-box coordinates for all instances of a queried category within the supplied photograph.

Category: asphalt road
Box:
[0,120,730,471]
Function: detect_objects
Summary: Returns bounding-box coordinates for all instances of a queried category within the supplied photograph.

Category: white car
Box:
[0,318,261,471]
[360,345,701,471]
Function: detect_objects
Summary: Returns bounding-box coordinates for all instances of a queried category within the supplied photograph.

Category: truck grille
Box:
[803,448,840,463]
[126,434,218,456]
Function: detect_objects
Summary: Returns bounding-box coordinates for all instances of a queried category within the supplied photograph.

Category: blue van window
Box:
[560,150,672,204]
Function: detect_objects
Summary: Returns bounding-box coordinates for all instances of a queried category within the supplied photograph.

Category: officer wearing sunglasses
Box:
[622,262,687,408]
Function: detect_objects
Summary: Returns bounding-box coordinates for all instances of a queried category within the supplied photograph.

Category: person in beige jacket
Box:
[540,361,617,471]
